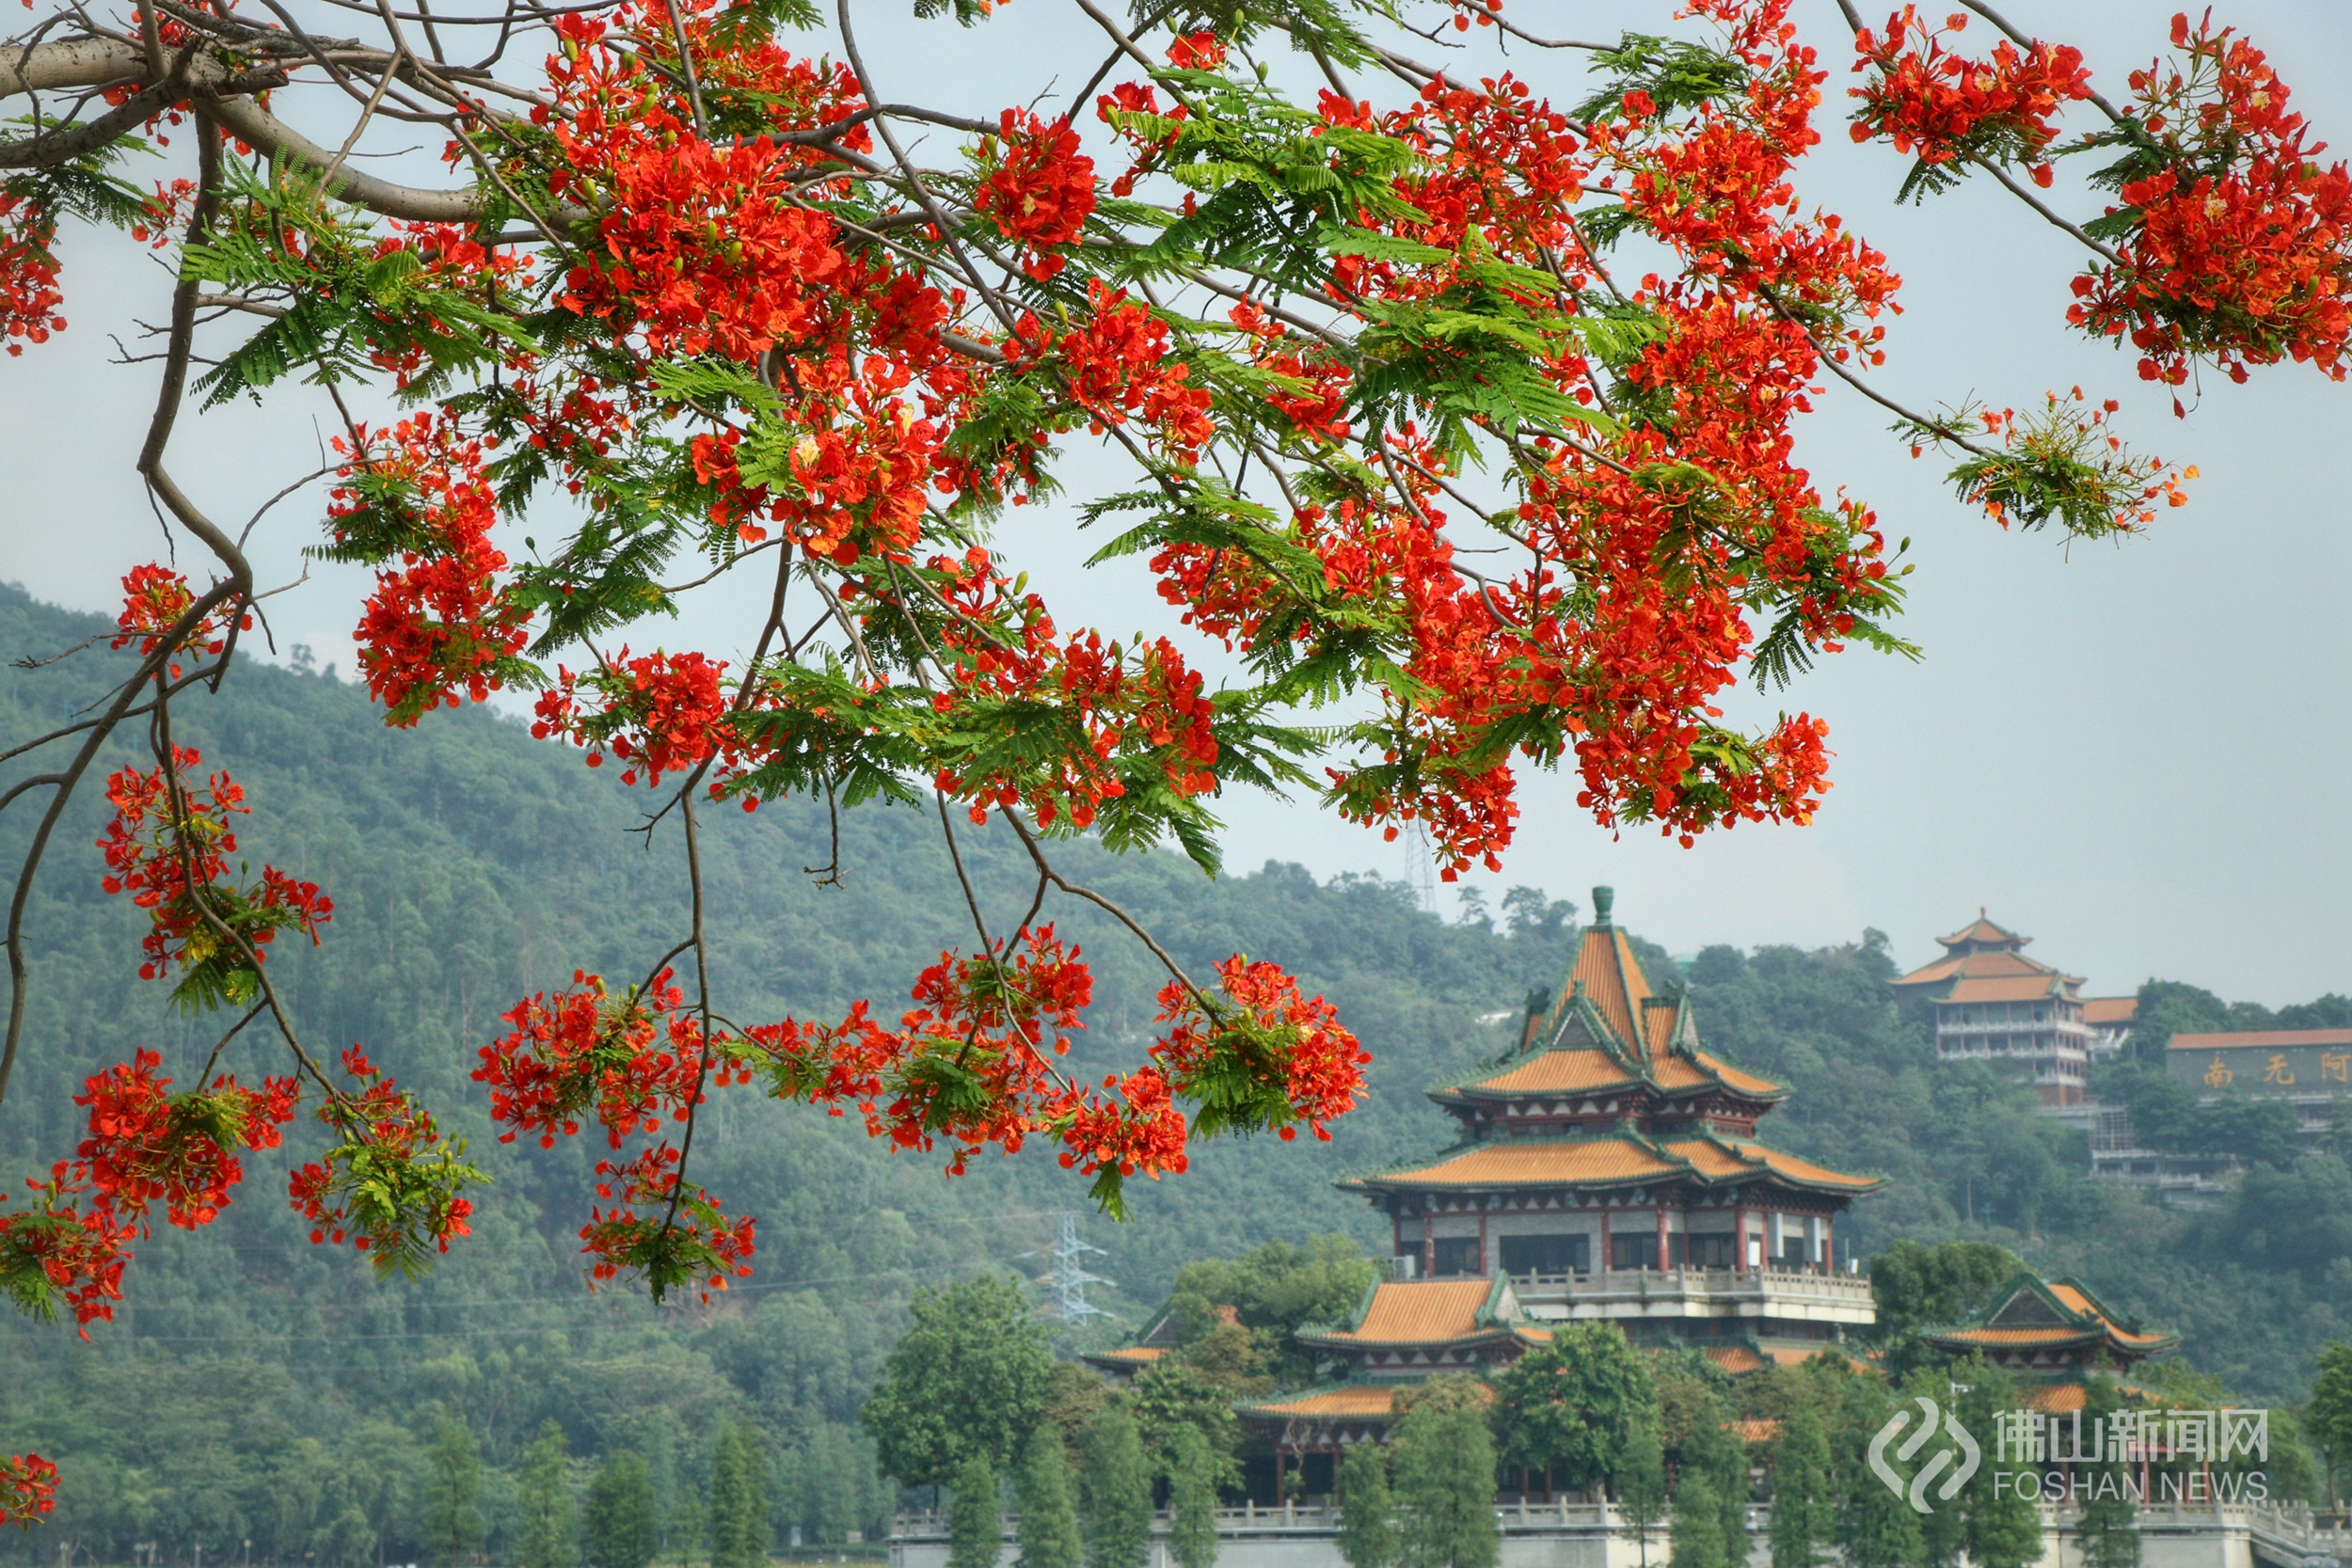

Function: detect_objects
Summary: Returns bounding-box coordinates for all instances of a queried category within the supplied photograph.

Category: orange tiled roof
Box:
[1084,1346,1167,1365]
[1733,1418,1784,1444]
[2168,1027,2352,1050]
[1570,925,1651,1048]
[1943,974,2073,1004]
[2020,1384,2090,1414]
[1695,1052,1782,1097]
[1706,1346,1765,1374]
[1727,1142,1887,1192]
[1661,1138,1756,1179]
[1352,1138,1681,1189]
[1938,914,2026,949]
[2082,996,2137,1025]
[1343,1280,1494,1344]
[1895,949,2057,990]
[1938,1325,2100,1347]
[1242,1386,1402,1419]
[1460,1049,1640,1096]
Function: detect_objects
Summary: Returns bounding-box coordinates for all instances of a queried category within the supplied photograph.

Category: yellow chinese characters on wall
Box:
[2324,1052,2351,1085]
[2263,1054,2296,1086]
[2204,1054,2234,1088]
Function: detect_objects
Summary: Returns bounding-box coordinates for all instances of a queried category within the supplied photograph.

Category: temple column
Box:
[1824,1214,1836,1274]
[1656,1206,1669,1273]
[1599,1204,1611,1274]
[1479,1207,1490,1277]
[1733,1203,1746,1273]
[1422,1206,1436,1279]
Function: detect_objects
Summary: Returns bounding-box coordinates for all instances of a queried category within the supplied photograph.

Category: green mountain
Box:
[2,581,2345,1561]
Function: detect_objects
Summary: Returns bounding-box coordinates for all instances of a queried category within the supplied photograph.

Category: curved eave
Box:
[1294,1325,1529,1354]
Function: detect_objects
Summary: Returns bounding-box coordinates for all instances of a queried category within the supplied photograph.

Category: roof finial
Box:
[1592,886,1614,928]
[1980,905,1987,919]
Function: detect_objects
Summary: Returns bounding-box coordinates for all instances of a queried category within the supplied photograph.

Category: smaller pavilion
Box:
[1236,1277,1544,1496]
[1893,913,2098,1104]
[1918,1273,2175,1410]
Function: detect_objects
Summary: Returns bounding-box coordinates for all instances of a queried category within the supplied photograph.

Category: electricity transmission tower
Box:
[1025,1212,1113,1324]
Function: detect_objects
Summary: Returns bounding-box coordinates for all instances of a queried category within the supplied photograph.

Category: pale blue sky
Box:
[5,1,2346,1003]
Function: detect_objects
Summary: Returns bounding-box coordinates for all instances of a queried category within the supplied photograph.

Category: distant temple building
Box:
[1894,912,2134,1106]
[1919,1272,2176,1412]
[1237,892,1879,1492]
[1335,889,1881,1344]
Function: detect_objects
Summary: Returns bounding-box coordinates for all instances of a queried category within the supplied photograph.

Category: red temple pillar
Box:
[1733,1204,1746,1273]
[1478,1209,1490,1277]
[1599,1205,1611,1274]
[1823,1214,1835,1275]
[1656,1207,1669,1273]
[1422,1207,1436,1279]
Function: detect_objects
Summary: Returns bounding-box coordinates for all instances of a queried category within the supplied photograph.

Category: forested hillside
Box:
[2,582,2345,1562]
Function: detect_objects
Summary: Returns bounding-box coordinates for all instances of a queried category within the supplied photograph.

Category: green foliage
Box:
[1674,1393,1747,1568]
[585,1451,658,1568]
[710,1420,771,1568]
[188,160,526,409]
[517,1421,578,1568]
[947,1453,1002,1568]
[1664,1471,1724,1568]
[1166,1427,1220,1568]
[2313,1342,2352,1506]
[1830,1380,1920,1568]
[2076,1383,2139,1568]
[1390,1393,1498,1568]
[1131,1357,1239,1475]
[1613,1411,1668,1567]
[1489,1322,1656,1493]
[1867,1239,2022,1362]
[1765,1402,1831,1568]
[862,1274,1056,1487]
[425,1417,487,1568]
[1571,34,1749,127]
[1336,1445,1397,1568]
[1014,1427,1083,1568]
[1075,1406,1152,1568]
[1166,1235,1379,1385]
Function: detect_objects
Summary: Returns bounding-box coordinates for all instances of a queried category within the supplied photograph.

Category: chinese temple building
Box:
[1236,1277,1539,1493]
[1893,912,2111,1105]
[1331,888,1883,1360]
[1917,1272,2176,1413]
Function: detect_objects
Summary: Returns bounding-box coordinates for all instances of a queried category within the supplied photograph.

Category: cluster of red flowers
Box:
[0,1163,135,1336]
[110,563,250,680]
[0,189,64,357]
[926,555,1220,830]
[98,747,334,995]
[474,970,710,1148]
[532,650,734,787]
[1849,8,2092,185]
[2068,13,2352,388]
[1148,958,1369,1143]
[332,415,532,725]
[0,1453,58,1528]
[975,111,1097,280]
[1009,283,1216,465]
[579,1144,755,1302]
[74,1050,297,1230]
[288,1048,480,1270]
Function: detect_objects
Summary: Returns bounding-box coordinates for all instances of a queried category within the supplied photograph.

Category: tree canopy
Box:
[860,1272,1055,1487]
[5,0,2352,1526]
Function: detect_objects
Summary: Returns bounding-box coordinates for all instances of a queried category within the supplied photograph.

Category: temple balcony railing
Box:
[1507,1263,1877,1325]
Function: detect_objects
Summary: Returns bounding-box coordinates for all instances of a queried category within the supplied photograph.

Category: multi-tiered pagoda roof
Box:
[1340,887,1881,1215]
